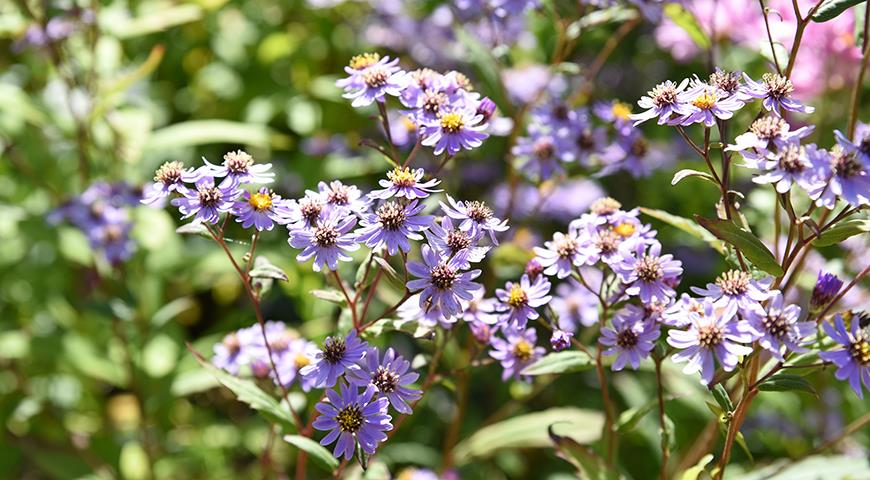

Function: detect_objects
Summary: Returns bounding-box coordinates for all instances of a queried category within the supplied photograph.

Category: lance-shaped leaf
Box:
[758,373,818,396]
[813,218,870,247]
[283,435,339,473]
[640,208,724,253]
[812,0,865,22]
[671,169,717,186]
[249,256,289,282]
[521,351,594,376]
[695,216,783,276]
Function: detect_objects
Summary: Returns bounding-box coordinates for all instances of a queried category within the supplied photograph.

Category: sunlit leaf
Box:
[695,216,783,276]
[521,351,594,376]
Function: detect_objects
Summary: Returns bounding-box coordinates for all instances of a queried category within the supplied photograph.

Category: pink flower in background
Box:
[655,0,862,97]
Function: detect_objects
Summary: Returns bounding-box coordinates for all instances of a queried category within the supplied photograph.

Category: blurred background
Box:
[1,0,868,478]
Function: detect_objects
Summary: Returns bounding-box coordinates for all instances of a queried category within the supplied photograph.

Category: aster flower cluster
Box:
[50,182,142,264]
[212,325,422,459]
[336,53,492,157]
[513,86,671,181]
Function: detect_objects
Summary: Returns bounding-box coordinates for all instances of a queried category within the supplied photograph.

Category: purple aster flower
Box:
[289,191,326,229]
[740,73,814,117]
[342,55,408,108]
[629,79,690,125]
[397,293,456,329]
[460,289,500,326]
[612,241,682,304]
[809,136,870,208]
[274,338,320,391]
[676,84,744,127]
[751,140,822,194]
[336,52,386,91]
[93,221,135,264]
[661,293,706,327]
[810,271,843,314]
[742,292,813,361]
[495,274,552,327]
[550,328,573,351]
[171,176,239,224]
[551,278,600,331]
[845,121,870,163]
[313,383,392,460]
[407,245,482,320]
[355,200,433,255]
[524,258,545,280]
[691,269,773,314]
[512,133,565,181]
[288,208,359,272]
[600,306,661,371]
[349,347,421,414]
[233,188,296,231]
[141,161,202,206]
[726,116,813,158]
[489,326,545,381]
[596,129,671,178]
[369,167,441,200]
[318,180,371,216]
[213,330,251,375]
[421,108,489,156]
[300,330,368,388]
[424,216,489,267]
[199,150,274,187]
[533,230,588,279]
[667,300,753,385]
[593,100,634,133]
[819,315,870,399]
[440,195,508,244]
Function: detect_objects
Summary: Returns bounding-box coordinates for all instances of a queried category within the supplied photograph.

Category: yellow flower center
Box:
[508,284,528,308]
[512,340,533,361]
[611,102,632,120]
[439,112,464,133]
[692,92,717,110]
[401,115,417,131]
[249,192,273,211]
[387,166,417,187]
[614,222,636,237]
[349,52,380,70]
[294,354,311,369]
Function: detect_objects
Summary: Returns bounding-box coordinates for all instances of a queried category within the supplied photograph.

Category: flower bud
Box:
[550,329,573,352]
[810,271,843,314]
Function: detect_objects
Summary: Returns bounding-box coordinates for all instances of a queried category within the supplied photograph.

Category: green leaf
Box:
[640,208,724,253]
[813,218,870,247]
[616,399,657,433]
[310,289,346,305]
[732,454,870,479]
[735,430,754,463]
[758,373,818,396]
[176,222,210,237]
[694,216,784,276]
[249,256,289,282]
[664,4,711,48]
[812,0,865,22]
[548,424,616,480]
[671,169,717,186]
[283,435,339,473]
[711,384,734,413]
[521,351,594,376]
[678,453,714,480]
[453,408,605,464]
[145,120,291,153]
[190,346,297,432]
[855,3,867,46]
[360,317,418,338]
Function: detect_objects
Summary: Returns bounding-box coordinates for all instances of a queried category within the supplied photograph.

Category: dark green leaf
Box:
[283,435,338,473]
[812,0,865,22]
[190,347,297,432]
[249,256,289,282]
[548,424,617,480]
[695,216,784,276]
[813,218,870,247]
[671,169,717,186]
[640,208,724,253]
[711,384,734,413]
[310,289,346,304]
[521,351,594,376]
[758,373,818,396]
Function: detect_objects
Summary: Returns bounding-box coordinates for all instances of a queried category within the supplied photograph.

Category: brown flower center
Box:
[377,202,406,231]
